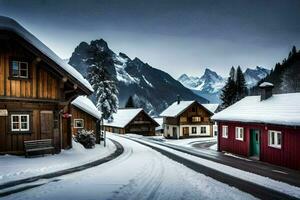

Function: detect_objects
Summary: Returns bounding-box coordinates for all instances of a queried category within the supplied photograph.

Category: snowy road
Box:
[2,134,255,200]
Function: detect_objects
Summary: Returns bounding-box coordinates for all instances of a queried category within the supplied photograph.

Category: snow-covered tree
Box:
[87,45,119,120]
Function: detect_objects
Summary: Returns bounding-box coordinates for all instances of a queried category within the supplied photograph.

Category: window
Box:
[222,126,228,138]
[235,127,244,141]
[11,114,29,132]
[192,107,196,112]
[200,126,207,134]
[192,127,197,134]
[192,116,201,122]
[11,61,29,78]
[268,130,282,149]
[74,119,84,128]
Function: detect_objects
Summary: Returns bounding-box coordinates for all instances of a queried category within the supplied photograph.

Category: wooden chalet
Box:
[160,99,215,139]
[212,82,300,170]
[0,16,93,155]
[71,96,101,136]
[104,108,159,136]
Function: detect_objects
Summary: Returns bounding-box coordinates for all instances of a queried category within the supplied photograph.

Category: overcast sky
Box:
[1,0,300,78]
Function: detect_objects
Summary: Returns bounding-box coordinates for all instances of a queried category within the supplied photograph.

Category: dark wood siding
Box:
[0,40,60,100]
[217,121,300,170]
[0,102,59,154]
[71,106,98,136]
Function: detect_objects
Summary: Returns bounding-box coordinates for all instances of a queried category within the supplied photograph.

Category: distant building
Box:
[71,96,102,136]
[212,82,300,170]
[154,117,164,135]
[104,108,159,136]
[160,99,214,139]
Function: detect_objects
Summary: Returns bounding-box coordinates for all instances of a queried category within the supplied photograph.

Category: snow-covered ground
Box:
[0,140,115,185]
[127,136,300,199]
[131,134,217,148]
[2,134,256,200]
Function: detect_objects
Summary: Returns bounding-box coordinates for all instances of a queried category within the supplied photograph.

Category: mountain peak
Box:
[90,39,110,51]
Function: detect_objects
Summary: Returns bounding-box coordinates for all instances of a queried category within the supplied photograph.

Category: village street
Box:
[1,134,257,200]
[2,134,300,200]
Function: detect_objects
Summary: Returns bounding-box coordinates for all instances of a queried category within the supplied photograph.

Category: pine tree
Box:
[87,45,119,120]
[229,66,236,81]
[220,77,236,109]
[235,66,247,100]
[292,45,297,55]
[125,96,135,108]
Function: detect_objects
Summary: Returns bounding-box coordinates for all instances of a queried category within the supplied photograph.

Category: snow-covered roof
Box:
[0,16,93,93]
[160,101,195,117]
[104,108,144,128]
[71,96,102,120]
[259,82,274,87]
[154,117,164,130]
[202,104,219,113]
[212,93,300,126]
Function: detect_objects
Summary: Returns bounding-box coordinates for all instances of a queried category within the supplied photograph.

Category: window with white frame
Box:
[200,126,207,134]
[11,114,30,132]
[74,119,84,128]
[12,61,29,78]
[235,127,244,141]
[192,127,197,134]
[222,126,228,138]
[268,130,282,149]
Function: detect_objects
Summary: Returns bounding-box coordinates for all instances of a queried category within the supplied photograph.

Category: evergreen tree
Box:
[292,45,297,55]
[87,45,119,120]
[229,66,236,81]
[220,77,237,109]
[235,66,247,100]
[125,96,135,108]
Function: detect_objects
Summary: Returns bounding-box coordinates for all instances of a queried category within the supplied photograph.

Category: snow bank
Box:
[0,140,115,184]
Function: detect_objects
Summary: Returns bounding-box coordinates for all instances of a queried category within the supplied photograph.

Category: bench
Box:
[24,139,55,157]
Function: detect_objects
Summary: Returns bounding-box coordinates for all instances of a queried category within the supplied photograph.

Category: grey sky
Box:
[1,0,299,78]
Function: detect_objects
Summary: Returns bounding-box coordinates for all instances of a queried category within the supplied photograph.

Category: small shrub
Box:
[75,129,96,149]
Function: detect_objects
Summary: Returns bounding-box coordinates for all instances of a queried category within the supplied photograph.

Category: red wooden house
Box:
[212,82,300,170]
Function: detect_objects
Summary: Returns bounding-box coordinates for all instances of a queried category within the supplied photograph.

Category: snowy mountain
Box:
[68,39,208,116]
[244,66,270,87]
[178,67,270,103]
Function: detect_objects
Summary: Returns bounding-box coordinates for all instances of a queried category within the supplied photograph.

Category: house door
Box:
[250,129,260,157]
[172,127,177,139]
[40,111,54,140]
[182,127,189,137]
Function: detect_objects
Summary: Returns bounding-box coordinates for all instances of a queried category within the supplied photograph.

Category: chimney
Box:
[177,95,181,104]
[259,82,274,101]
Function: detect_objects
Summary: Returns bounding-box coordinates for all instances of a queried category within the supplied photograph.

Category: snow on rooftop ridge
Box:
[104,108,143,128]
[202,104,219,113]
[0,16,93,92]
[212,93,300,126]
[71,96,102,120]
[160,100,195,117]
[259,82,274,87]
